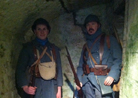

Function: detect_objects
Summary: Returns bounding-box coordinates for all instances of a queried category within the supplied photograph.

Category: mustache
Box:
[88,28,94,31]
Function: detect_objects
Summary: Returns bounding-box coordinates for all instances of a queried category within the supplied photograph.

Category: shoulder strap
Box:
[99,34,111,64]
[83,34,108,65]
[82,34,103,65]
[31,47,47,66]
[99,34,105,65]
[85,44,98,65]
[45,51,53,61]
[89,34,103,50]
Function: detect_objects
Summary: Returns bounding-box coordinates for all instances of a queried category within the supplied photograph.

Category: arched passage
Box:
[1,0,137,98]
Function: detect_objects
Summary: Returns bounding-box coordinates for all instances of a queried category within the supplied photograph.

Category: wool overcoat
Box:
[77,33,122,98]
[16,39,63,98]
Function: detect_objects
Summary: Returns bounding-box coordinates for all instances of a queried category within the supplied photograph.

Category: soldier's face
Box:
[34,24,49,40]
[86,22,100,35]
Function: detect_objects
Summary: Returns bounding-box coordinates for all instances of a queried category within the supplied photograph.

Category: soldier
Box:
[16,18,63,98]
[76,14,122,98]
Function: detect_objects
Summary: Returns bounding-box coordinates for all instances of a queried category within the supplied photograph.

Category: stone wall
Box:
[113,0,124,11]
[120,0,138,98]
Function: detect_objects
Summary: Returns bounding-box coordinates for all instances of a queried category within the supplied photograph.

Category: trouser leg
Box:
[82,81,102,98]
[82,82,96,98]
[82,81,113,98]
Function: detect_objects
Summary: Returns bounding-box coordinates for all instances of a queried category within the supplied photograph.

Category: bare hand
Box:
[76,82,82,90]
[23,86,37,95]
[56,87,61,98]
[104,76,114,86]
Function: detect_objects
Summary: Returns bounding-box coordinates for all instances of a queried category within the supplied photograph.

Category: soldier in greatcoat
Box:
[76,14,122,98]
[16,18,63,98]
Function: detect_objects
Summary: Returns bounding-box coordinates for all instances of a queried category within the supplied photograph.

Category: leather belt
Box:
[89,68,110,73]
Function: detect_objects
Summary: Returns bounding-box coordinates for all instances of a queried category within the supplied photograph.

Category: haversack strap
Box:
[31,47,47,67]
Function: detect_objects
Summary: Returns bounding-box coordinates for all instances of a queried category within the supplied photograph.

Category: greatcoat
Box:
[77,28,122,98]
[16,38,63,98]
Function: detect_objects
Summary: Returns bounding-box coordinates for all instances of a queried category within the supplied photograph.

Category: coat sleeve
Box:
[55,47,63,86]
[108,36,122,82]
[15,46,30,87]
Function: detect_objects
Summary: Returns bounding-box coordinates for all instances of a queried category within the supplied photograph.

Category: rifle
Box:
[29,65,36,98]
[65,46,84,98]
